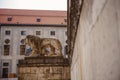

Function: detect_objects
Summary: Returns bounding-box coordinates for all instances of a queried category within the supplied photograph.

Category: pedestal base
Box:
[18,56,70,80]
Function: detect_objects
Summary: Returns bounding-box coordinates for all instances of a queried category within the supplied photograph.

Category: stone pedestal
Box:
[18,56,70,80]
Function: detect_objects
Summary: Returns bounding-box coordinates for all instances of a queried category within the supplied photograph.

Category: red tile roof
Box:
[0,9,67,25]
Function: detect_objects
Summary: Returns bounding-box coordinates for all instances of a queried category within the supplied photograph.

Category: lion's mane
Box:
[25,35,62,57]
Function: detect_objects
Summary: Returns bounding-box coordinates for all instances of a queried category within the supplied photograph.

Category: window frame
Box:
[36,31,41,35]
[4,45,10,56]
[50,31,55,36]
[36,18,41,22]
[20,45,26,55]
[7,17,12,21]
[21,31,26,35]
[5,30,11,35]
[3,63,9,66]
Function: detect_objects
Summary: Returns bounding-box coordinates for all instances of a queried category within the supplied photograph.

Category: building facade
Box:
[0,9,67,79]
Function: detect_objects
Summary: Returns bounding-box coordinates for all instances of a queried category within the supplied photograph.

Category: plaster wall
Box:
[71,0,120,80]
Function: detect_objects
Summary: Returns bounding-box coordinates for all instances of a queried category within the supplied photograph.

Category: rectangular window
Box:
[3,63,9,66]
[8,17,12,21]
[50,31,55,36]
[36,31,41,35]
[21,31,26,35]
[20,45,26,55]
[2,68,8,78]
[36,18,40,22]
[4,45,10,56]
[5,30,11,35]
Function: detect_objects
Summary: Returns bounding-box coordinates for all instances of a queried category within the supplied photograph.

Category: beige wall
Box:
[0,26,67,76]
[71,0,120,80]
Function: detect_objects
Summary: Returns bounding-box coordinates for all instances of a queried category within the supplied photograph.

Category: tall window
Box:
[5,31,11,35]
[2,68,8,78]
[50,31,55,36]
[2,62,9,78]
[4,45,10,56]
[36,31,41,35]
[21,31,26,35]
[20,45,26,55]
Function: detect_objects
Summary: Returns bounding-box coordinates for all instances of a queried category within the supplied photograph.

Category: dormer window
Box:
[36,18,41,22]
[7,16,12,21]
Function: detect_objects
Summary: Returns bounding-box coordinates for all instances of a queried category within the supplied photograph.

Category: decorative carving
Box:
[5,39,10,44]
[18,57,70,80]
[67,0,83,61]
[25,35,63,57]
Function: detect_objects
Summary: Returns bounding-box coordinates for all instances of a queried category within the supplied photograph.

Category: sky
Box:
[0,0,67,11]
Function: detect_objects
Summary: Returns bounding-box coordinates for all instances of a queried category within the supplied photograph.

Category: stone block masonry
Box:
[18,56,70,80]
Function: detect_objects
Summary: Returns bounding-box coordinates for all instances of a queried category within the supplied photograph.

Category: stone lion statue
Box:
[25,35,63,57]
